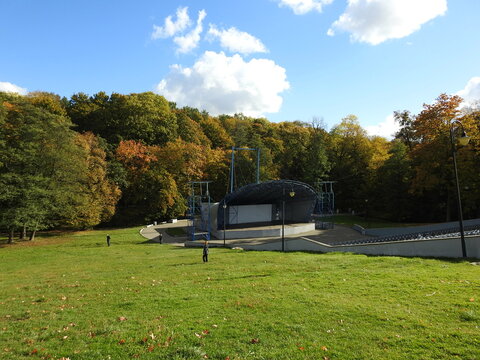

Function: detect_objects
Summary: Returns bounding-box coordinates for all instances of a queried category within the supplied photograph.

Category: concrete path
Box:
[139,220,372,251]
[140,220,189,246]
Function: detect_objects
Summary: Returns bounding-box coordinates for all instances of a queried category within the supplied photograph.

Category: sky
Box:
[1,0,480,138]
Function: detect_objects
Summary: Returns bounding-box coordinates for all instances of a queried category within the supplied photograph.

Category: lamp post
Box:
[281,184,296,252]
[282,186,285,252]
[223,202,227,247]
[449,120,470,258]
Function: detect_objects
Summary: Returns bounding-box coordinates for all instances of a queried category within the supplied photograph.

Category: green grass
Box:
[1,228,479,360]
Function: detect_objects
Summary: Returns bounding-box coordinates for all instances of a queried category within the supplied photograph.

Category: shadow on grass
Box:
[139,239,162,244]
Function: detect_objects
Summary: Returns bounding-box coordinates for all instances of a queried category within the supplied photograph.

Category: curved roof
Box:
[216,180,319,229]
[220,180,318,206]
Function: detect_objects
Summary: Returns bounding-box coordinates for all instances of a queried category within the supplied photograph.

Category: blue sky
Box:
[1,0,479,137]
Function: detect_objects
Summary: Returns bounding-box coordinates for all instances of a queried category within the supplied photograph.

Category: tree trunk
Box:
[20,224,27,240]
[8,228,14,244]
[29,229,37,241]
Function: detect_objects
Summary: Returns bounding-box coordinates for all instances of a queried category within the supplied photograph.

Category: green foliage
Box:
[67,92,178,146]
[328,115,373,211]
[2,89,479,229]
[374,141,414,221]
[0,93,120,235]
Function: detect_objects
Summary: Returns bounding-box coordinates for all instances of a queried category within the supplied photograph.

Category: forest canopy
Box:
[1,90,479,240]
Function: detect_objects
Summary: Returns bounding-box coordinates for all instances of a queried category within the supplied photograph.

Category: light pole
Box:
[222,202,227,247]
[282,186,285,252]
[281,184,296,252]
[449,119,470,258]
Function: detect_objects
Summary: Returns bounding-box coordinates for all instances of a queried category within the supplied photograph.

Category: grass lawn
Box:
[1,228,479,360]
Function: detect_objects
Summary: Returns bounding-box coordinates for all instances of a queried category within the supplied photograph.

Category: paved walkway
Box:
[140,220,189,246]
[139,220,372,251]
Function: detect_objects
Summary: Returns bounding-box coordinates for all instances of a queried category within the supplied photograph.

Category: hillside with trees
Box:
[1,91,479,239]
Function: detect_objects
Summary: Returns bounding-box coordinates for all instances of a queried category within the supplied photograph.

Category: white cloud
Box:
[208,25,268,55]
[173,9,206,54]
[156,51,290,117]
[151,6,191,39]
[457,77,480,107]
[0,81,28,95]
[365,114,400,139]
[328,0,447,45]
[277,0,333,15]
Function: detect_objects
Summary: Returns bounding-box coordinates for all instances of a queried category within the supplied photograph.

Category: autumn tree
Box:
[0,93,115,239]
[67,92,178,146]
[409,94,466,221]
[327,115,373,212]
[64,132,121,228]
[374,141,414,221]
[113,140,187,224]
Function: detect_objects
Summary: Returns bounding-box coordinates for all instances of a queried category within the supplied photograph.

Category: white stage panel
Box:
[229,204,272,224]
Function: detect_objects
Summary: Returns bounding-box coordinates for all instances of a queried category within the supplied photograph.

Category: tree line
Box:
[1,91,479,241]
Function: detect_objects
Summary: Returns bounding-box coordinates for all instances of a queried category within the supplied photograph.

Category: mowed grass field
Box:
[1,228,479,360]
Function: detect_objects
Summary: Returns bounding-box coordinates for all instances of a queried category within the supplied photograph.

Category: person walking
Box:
[106,234,111,247]
[202,241,209,262]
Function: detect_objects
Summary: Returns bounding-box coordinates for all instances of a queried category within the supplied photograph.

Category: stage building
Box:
[205,180,318,239]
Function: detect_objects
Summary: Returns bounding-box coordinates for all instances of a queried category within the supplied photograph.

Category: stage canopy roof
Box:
[221,180,317,206]
[217,180,318,228]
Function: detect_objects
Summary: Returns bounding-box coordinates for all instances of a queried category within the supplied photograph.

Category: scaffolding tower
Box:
[317,181,336,215]
[187,181,212,241]
[314,181,336,229]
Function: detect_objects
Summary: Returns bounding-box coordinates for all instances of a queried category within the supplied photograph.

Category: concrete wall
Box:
[238,235,480,259]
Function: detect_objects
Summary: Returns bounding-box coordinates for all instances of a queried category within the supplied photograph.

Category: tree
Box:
[67,92,178,146]
[409,94,465,221]
[327,115,373,211]
[66,132,121,228]
[175,110,211,146]
[374,141,413,221]
[394,110,416,150]
[302,117,330,185]
[113,140,188,224]
[0,93,97,238]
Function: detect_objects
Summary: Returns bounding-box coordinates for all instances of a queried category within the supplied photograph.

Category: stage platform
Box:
[212,222,315,240]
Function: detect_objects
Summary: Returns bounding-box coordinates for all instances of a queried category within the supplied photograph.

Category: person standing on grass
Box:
[203,241,209,262]
[106,234,111,247]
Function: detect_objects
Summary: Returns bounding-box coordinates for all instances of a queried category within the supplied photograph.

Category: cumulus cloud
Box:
[457,77,480,107]
[151,6,191,39]
[328,0,447,45]
[156,51,290,117]
[0,81,28,95]
[173,9,206,54]
[365,114,400,139]
[277,0,333,15]
[208,25,268,55]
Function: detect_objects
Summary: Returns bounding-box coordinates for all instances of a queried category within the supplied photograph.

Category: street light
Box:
[282,186,285,252]
[223,202,227,247]
[282,184,296,252]
[449,119,470,258]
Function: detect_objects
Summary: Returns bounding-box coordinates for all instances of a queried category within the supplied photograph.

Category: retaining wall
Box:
[237,235,480,259]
